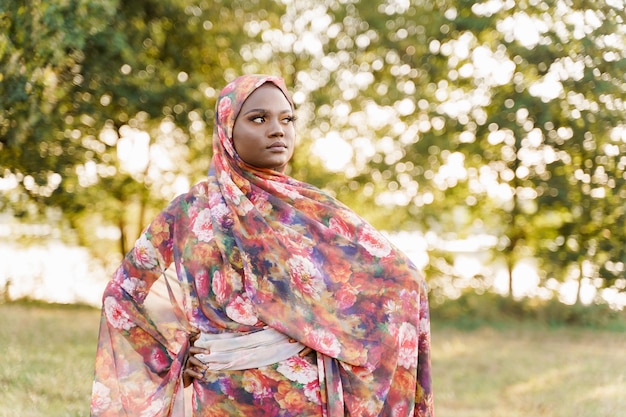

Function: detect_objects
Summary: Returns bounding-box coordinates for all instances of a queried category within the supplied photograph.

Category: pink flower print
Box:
[104,297,136,331]
[391,400,412,417]
[133,234,158,269]
[350,400,378,416]
[213,201,233,230]
[396,322,419,370]
[120,277,148,302]
[113,267,126,283]
[398,288,419,308]
[269,321,290,334]
[241,371,273,400]
[220,171,242,201]
[191,208,214,242]
[225,295,259,325]
[335,286,357,310]
[304,379,321,404]
[221,171,254,216]
[383,299,401,316]
[211,270,228,303]
[221,80,237,95]
[218,127,237,156]
[208,189,223,207]
[148,347,170,373]
[329,216,354,240]
[276,356,317,385]
[288,255,326,300]
[250,191,272,216]
[358,225,392,258]
[308,328,341,357]
[139,398,165,417]
[187,204,200,223]
[225,266,243,291]
[91,381,111,413]
[218,96,233,124]
[196,269,210,299]
[269,181,300,200]
[420,316,430,335]
[233,195,254,216]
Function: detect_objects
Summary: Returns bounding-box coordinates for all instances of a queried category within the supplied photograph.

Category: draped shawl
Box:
[91,74,434,417]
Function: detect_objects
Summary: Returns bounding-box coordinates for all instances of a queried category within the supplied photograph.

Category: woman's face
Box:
[231,84,295,172]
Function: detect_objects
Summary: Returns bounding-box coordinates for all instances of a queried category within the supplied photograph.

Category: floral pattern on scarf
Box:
[91,74,434,417]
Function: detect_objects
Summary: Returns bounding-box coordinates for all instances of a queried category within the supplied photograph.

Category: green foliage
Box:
[1,0,625,305]
[431,289,626,331]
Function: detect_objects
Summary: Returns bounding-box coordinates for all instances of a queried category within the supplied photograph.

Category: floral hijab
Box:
[91,74,433,417]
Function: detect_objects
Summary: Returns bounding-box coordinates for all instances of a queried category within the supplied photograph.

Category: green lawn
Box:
[432,323,626,417]
[0,302,625,416]
[0,303,100,417]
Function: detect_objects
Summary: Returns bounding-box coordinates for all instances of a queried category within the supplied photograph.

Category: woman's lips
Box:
[268,141,287,149]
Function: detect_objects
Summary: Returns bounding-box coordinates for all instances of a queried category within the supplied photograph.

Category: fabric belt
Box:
[193,327,305,371]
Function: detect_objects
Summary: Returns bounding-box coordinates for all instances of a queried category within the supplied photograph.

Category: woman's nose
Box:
[268,119,284,136]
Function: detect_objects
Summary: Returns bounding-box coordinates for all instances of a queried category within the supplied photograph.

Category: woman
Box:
[91,74,434,417]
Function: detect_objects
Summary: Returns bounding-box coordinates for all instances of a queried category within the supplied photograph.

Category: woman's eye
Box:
[251,116,265,123]
[283,116,295,123]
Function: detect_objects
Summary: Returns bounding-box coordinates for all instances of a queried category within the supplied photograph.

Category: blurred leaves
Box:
[1,0,625,303]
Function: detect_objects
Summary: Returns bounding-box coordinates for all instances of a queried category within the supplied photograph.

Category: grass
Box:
[432,321,626,417]
[0,302,625,416]
[0,302,100,417]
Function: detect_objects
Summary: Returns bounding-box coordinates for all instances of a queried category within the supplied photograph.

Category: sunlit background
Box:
[1,0,625,311]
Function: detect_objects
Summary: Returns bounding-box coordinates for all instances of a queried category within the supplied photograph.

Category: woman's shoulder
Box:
[161,180,210,212]
[189,179,210,196]
[178,180,211,199]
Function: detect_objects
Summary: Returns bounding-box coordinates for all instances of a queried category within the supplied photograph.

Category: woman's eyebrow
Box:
[243,108,292,115]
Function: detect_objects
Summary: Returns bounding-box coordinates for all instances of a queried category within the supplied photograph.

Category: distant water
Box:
[0,242,108,306]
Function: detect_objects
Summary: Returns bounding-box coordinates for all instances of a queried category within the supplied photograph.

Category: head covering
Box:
[91,74,433,417]
[212,74,293,163]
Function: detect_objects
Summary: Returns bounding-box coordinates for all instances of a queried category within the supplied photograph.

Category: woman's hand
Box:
[183,346,210,387]
[183,333,209,388]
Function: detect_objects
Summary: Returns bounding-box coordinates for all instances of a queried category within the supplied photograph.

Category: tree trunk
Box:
[575,261,585,305]
[505,235,519,298]
[3,279,11,302]
[118,216,127,257]
[507,258,514,297]
[137,190,148,241]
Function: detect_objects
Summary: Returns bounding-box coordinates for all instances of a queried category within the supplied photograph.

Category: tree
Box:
[1,0,290,258]
[274,0,626,300]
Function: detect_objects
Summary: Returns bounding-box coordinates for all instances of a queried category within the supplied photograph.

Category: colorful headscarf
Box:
[91,74,433,417]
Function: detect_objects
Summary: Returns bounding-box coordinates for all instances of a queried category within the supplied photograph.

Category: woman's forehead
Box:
[240,84,292,111]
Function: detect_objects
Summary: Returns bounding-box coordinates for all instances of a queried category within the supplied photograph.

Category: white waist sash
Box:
[193,327,305,371]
